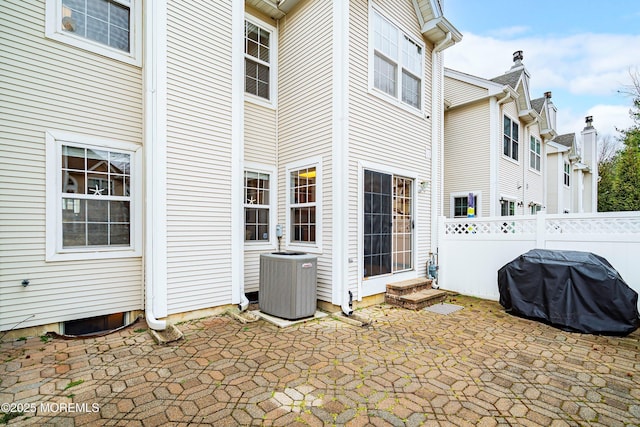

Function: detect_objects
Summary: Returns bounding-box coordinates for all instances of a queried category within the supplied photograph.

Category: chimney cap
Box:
[544,91,552,98]
[513,50,524,62]
[585,115,593,124]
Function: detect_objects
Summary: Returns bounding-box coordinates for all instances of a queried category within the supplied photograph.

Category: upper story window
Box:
[244,16,277,106]
[289,166,317,244]
[46,131,141,261]
[45,0,141,66]
[564,162,571,186]
[244,171,270,242]
[371,10,424,111]
[503,116,519,161]
[530,136,541,171]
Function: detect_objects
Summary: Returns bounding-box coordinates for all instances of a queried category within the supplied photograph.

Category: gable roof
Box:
[490,69,523,90]
[553,133,575,149]
[530,97,545,114]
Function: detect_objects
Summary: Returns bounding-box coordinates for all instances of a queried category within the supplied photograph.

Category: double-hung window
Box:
[244,171,270,242]
[503,116,519,161]
[371,10,423,111]
[564,162,571,186]
[45,0,141,65]
[530,136,541,171]
[289,165,318,245]
[46,131,141,261]
[244,17,276,105]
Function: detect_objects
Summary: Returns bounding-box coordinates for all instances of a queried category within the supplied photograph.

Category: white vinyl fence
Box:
[437,211,640,310]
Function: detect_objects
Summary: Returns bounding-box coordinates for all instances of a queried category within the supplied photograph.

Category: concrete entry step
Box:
[385,275,447,310]
[385,278,433,296]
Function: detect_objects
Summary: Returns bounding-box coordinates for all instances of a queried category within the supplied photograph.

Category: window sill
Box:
[368,88,426,119]
[501,155,520,165]
[244,93,277,110]
[46,248,141,263]
[244,242,277,251]
[286,243,322,255]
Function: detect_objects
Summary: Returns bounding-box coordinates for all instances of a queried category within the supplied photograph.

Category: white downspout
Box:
[143,0,167,330]
[333,0,352,316]
[232,0,249,311]
[430,32,450,252]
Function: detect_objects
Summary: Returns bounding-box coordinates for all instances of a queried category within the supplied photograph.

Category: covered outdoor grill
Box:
[498,249,639,335]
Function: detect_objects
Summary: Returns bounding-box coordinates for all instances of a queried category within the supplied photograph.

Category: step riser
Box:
[385,293,447,310]
[386,282,432,296]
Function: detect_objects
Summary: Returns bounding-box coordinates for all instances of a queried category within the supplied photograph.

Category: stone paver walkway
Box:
[1,296,639,426]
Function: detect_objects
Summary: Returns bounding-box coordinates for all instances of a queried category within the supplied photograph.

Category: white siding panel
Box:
[165,2,234,313]
[245,102,277,164]
[0,0,143,331]
[443,103,491,217]
[277,0,335,302]
[498,101,524,208]
[444,76,488,107]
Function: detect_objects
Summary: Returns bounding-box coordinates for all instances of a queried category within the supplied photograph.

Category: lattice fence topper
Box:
[546,216,640,234]
[444,219,536,235]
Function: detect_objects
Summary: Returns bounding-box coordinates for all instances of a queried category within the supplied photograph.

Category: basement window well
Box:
[62,312,126,336]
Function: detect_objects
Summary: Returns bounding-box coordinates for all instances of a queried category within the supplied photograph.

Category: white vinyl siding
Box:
[244,102,277,164]
[1,0,143,332]
[351,0,433,296]
[443,103,492,218]
[45,0,142,66]
[165,1,234,313]
[443,75,488,107]
[278,0,333,301]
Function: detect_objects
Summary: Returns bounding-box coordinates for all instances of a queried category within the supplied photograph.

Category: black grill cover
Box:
[498,249,639,335]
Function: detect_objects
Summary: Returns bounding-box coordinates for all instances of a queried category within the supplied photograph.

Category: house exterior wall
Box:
[443,77,488,108]
[0,0,143,331]
[241,7,279,293]
[349,0,433,297]
[277,0,335,302]
[523,126,544,211]
[498,101,524,211]
[443,102,491,217]
[546,153,560,213]
[165,1,235,313]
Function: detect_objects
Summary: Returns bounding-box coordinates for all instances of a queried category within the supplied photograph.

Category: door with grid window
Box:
[363,170,413,280]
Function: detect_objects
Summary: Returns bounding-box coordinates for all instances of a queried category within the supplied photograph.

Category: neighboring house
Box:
[546,117,598,214]
[442,51,597,219]
[0,0,461,334]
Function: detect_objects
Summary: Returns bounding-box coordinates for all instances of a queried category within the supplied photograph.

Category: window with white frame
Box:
[563,162,571,186]
[244,171,270,242]
[453,195,478,218]
[244,17,275,103]
[46,131,140,260]
[500,199,515,216]
[289,166,317,244]
[45,0,141,66]
[503,116,519,161]
[371,10,423,110]
[530,136,541,171]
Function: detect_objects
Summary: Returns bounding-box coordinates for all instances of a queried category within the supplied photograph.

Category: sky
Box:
[443,0,640,141]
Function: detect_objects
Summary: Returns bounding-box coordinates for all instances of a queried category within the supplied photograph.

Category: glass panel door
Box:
[393,176,412,272]
[363,170,414,279]
[364,170,392,278]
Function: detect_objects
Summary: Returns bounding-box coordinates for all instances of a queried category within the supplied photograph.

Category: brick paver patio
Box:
[1,295,639,426]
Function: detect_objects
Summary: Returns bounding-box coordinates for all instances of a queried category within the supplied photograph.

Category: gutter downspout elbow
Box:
[434,32,452,53]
